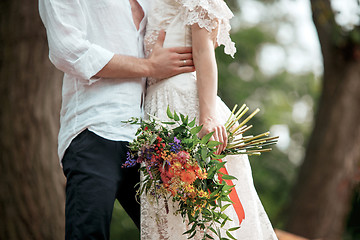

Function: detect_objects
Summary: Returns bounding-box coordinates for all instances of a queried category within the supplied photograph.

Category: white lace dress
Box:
[141,0,278,239]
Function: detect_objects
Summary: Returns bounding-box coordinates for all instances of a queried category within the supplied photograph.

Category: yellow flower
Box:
[173,161,182,170]
[196,169,208,179]
[198,190,209,199]
[185,184,195,193]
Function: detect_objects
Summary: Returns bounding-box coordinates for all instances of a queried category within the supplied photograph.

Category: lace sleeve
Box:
[176,0,236,57]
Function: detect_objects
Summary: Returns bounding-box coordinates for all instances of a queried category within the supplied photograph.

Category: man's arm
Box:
[39,1,194,83]
[95,30,194,79]
[39,0,114,82]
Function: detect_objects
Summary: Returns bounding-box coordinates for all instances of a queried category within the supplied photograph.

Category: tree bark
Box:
[286,0,360,239]
[0,1,65,239]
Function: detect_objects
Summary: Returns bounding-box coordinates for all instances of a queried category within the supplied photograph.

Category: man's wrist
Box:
[142,58,153,78]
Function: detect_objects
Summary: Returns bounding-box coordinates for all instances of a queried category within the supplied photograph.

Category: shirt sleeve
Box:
[39,0,114,83]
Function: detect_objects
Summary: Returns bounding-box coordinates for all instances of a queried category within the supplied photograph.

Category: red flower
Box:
[159,165,175,184]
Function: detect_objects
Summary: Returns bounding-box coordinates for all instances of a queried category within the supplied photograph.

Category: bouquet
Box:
[123,104,278,239]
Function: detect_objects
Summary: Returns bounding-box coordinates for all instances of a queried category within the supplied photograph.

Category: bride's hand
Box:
[199,117,228,155]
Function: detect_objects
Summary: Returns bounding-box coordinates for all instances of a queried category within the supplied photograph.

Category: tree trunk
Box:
[286,0,360,239]
[0,1,65,239]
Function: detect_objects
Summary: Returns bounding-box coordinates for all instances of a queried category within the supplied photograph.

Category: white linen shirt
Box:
[39,0,149,162]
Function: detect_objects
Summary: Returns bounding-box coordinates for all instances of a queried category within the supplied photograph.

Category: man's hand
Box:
[147,30,195,79]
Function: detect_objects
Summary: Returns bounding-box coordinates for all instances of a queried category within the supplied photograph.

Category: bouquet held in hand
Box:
[123,104,278,239]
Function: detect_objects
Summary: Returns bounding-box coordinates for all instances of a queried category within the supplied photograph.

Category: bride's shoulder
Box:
[156,0,232,16]
[175,0,234,22]
[174,0,232,10]
[176,0,236,57]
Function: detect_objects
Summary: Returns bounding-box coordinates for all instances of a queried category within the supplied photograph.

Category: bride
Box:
[142,0,278,239]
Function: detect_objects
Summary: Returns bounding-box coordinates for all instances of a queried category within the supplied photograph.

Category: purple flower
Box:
[122,152,137,168]
[169,137,182,153]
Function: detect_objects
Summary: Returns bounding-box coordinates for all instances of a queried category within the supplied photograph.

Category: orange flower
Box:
[169,186,178,196]
[180,170,197,184]
[184,162,193,170]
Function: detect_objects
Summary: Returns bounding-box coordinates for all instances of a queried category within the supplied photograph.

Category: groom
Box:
[39,0,194,239]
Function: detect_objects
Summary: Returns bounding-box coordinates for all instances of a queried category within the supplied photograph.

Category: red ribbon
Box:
[218,159,245,224]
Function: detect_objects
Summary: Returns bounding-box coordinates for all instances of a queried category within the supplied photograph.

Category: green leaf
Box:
[228,226,241,231]
[188,118,196,127]
[166,106,173,119]
[183,229,193,235]
[220,203,232,212]
[190,125,203,135]
[180,113,186,123]
[212,154,226,159]
[161,121,176,125]
[208,140,222,148]
[209,227,217,235]
[221,217,228,228]
[221,196,232,203]
[184,115,189,125]
[209,188,221,198]
[222,184,234,191]
[215,161,227,171]
[226,230,236,240]
[201,148,208,161]
[188,230,196,239]
[220,175,238,181]
[174,111,180,121]
[201,131,214,144]
[205,234,214,239]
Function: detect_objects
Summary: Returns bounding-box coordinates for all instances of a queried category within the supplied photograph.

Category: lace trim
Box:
[144,0,237,59]
[177,0,236,57]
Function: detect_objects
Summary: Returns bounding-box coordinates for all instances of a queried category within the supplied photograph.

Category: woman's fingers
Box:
[220,126,228,152]
[213,130,221,155]
[199,120,228,155]
[214,126,227,155]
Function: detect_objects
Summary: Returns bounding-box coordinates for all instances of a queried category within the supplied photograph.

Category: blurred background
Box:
[1,0,359,240]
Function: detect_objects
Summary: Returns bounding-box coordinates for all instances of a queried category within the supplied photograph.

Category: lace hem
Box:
[177,0,236,57]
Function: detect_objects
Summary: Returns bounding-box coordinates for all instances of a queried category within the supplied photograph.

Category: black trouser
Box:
[62,129,140,240]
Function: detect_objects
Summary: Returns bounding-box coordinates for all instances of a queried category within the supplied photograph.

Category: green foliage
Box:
[110,201,139,240]
[344,189,360,239]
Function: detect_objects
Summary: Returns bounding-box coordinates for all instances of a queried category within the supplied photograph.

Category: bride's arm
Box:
[192,23,227,154]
